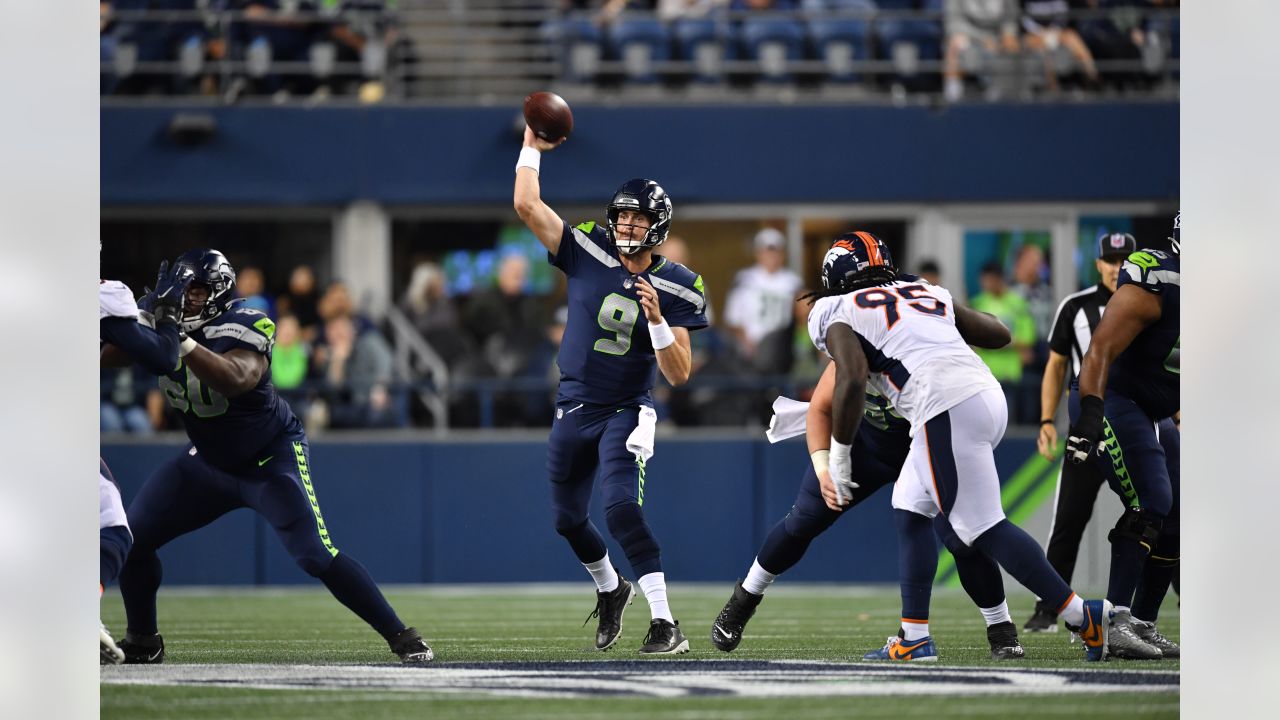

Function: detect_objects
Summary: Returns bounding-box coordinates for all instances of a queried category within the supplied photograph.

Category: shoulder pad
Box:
[99,280,138,319]
[200,309,276,350]
[1120,249,1179,292]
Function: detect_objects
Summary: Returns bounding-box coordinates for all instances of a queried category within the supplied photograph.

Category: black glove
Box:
[150,260,194,327]
[1066,394,1105,465]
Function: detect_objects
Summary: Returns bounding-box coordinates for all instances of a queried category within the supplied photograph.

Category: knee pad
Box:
[781,505,833,542]
[1108,506,1163,551]
[1148,533,1179,568]
[296,552,336,578]
[553,513,589,538]
[605,502,660,562]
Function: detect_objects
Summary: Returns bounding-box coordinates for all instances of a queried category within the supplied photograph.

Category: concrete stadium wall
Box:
[100,434,1093,586]
[101,102,1178,207]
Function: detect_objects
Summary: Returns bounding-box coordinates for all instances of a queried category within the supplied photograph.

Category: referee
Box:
[1023,231,1136,632]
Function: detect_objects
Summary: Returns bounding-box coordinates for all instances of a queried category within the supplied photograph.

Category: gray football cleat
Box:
[1131,618,1179,658]
[1107,609,1162,660]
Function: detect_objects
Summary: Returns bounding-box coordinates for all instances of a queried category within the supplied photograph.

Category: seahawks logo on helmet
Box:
[605,178,672,256]
[171,248,238,332]
[1169,212,1180,255]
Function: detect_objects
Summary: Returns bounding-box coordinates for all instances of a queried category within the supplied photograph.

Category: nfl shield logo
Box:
[1110,234,1126,249]
[556,408,564,419]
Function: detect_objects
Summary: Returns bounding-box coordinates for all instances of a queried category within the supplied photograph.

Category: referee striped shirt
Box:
[1047,284,1113,377]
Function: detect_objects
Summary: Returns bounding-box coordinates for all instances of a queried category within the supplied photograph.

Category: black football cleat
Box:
[119,632,165,664]
[583,574,635,651]
[388,626,435,664]
[1023,605,1059,633]
[987,621,1026,660]
[639,618,690,655]
[711,581,763,652]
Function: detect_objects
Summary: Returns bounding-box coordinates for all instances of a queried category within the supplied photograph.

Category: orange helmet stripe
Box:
[854,231,884,266]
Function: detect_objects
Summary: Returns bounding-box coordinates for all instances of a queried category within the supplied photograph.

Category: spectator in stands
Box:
[943,0,1021,102]
[968,261,1036,416]
[401,261,471,369]
[1073,0,1149,90]
[464,253,548,379]
[659,0,728,21]
[314,313,400,428]
[724,227,804,374]
[100,368,158,435]
[271,314,310,393]
[278,264,322,338]
[227,1,325,97]
[235,265,273,317]
[917,257,942,285]
[327,1,412,101]
[1011,243,1053,343]
[1019,0,1100,93]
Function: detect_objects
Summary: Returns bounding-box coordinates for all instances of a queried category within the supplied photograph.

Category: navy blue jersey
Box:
[862,389,912,435]
[550,220,709,406]
[157,308,299,471]
[1108,249,1180,420]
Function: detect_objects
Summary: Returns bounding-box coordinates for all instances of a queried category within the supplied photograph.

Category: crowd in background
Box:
[104,226,1062,433]
[100,1,1178,100]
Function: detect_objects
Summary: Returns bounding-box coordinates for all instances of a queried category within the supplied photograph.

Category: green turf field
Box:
[101,585,1179,719]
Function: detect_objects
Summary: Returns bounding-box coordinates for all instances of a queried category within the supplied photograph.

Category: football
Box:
[523,91,574,143]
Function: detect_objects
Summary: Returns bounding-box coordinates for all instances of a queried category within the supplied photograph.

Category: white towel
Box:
[626,405,658,463]
[765,396,810,444]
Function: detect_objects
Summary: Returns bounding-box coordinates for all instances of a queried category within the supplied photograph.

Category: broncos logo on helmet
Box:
[171,248,238,332]
[820,231,897,293]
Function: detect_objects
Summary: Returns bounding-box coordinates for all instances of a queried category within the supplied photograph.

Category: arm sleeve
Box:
[100,317,181,375]
[656,272,709,331]
[201,312,277,356]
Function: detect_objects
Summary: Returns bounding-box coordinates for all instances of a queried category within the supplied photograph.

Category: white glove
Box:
[828,438,858,504]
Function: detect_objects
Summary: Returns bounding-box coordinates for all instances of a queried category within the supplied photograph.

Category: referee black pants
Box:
[1033,451,1106,613]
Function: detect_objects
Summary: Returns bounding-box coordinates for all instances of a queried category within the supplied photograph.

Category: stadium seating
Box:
[610,15,671,84]
[807,1,876,83]
[737,13,809,83]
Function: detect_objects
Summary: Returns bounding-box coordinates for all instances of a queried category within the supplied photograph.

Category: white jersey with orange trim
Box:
[807,279,1001,435]
[99,280,139,320]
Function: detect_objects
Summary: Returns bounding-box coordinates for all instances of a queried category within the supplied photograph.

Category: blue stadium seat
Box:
[610,16,671,84]
[873,1,942,83]
[542,15,605,83]
[807,0,876,83]
[672,17,734,83]
[738,14,808,82]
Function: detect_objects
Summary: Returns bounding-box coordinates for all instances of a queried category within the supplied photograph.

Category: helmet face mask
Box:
[173,248,237,332]
[606,178,672,256]
[1169,212,1180,255]
[820,231,897,293]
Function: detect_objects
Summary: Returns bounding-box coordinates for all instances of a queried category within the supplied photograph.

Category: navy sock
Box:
[119,547,162,636]
[1132,534,1178,621]
[973,519,1072,611]
[100,525,132,588]
[605,502,663,577]
[757,519,813,575]
[1106,536,1150,609]
[555,518,609,565]
[895,510,936,623]
[318,553,405,640]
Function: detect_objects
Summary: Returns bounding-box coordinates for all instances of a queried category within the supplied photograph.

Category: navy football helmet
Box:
[820,231,897,293]
[172,248,237,331]
[1169,212,1180,255]
[605,178,672,255]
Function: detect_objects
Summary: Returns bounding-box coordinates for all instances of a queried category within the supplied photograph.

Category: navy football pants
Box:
[547,401,664,578]
[120,429,339,633]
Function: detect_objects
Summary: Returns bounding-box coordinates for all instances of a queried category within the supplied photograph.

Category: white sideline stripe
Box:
[101,662,1179,699]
